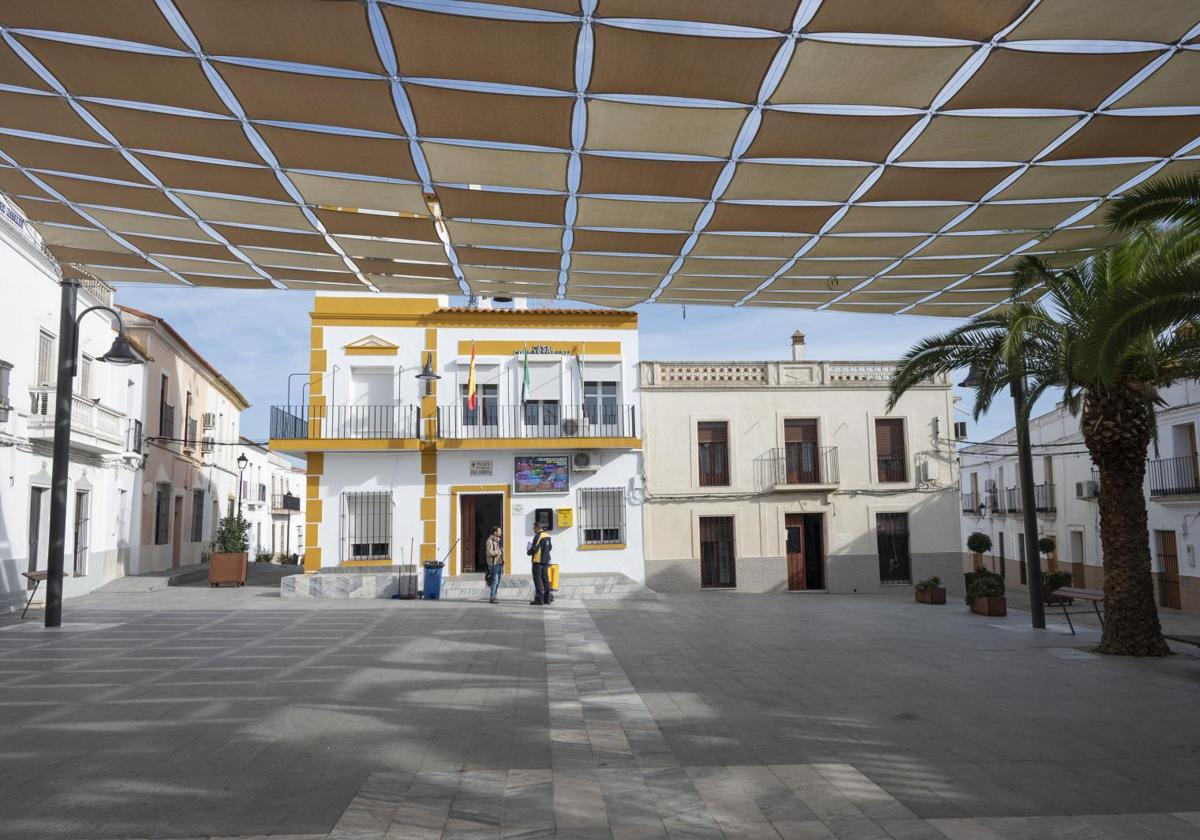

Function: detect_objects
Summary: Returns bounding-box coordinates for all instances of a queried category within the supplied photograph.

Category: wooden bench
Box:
[20,571,70,619]
[1046,586,1104,635]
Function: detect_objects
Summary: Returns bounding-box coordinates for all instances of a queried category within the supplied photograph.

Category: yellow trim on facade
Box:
[578,543,626,551]
[308,453,325,475]
[310,348,327,372]
[420,448,438,474]
[344,346,398,356]
[271,438,422,452]
[310,326,323,348]
[448,484,512,576]
[422,520,436,544]
[306,475,320,495]
[424,327,437,351]
[457,340,622,356]
[439,437,642,451]
[420,543,436,562]
[420,497,436,520]
[307,499,323,522]
[306,523,319,547]
[305,547,322,569]
[423,474,437,495]
[310,296,637,331]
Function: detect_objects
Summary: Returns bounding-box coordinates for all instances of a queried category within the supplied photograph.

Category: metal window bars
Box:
[578,487,625,546]
[270,404,420,440]
[876,455,907,483]
[876,512,912,584]
[340,491,392,562]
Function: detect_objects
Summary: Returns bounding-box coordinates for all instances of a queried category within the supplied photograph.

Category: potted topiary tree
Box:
[965,568,1006,616]
[209,514,250,587]
[966,531,992,572]
[914,576,946,604]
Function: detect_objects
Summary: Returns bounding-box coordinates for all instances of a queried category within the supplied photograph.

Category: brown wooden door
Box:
[785,513,805,591]
[1069,530,1087,587]
[1155,530,1181,610]
[460,494,476,574]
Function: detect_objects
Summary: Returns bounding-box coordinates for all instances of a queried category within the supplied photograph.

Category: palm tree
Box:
[1107,172,1200,233]
[888,226,1200,656]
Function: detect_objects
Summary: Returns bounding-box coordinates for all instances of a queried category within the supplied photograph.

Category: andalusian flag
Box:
[520,345,530,405]
[467,341,478,410]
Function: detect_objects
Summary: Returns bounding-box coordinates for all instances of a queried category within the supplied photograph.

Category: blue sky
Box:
[115,286,1060,444]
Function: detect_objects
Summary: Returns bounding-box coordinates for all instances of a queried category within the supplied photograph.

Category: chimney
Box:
[791,330,806,361]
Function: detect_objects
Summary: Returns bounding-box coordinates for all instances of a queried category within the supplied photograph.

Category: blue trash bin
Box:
[422,562,444,600]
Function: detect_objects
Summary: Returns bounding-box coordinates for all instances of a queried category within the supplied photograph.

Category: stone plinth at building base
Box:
[280,570,657,600]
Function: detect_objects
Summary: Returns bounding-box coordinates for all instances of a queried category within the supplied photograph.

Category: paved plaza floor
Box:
[2,586,1200,840]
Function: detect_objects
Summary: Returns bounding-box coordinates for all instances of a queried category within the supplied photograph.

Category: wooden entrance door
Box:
[1155,530,1182,610]
[785,514,806,591]
[1069,530,1087,587]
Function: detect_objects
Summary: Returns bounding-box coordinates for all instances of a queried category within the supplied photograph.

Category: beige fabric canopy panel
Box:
[0,0,1195,314]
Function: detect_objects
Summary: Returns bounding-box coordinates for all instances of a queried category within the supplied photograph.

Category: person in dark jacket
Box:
[527,523,553,606]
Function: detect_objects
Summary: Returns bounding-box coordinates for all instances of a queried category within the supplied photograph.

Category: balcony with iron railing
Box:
[1149,455,1200,498]
[159,402,175,439]
[183,416,199,452]
[1032,482,1056,513]
[270,404,420,443]
[28,387,128,453]
[435,404,638,444]
[272,493,302,514]
[961,491,980,515]
[760,444,839,490]
[1005,486,1021,513]
[876,455,907,483]
[985,489,1000,514]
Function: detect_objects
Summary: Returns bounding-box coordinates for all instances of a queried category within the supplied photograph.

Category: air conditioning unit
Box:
[954,421,968,441]
[202,412,216,428]
[201,436,215,454]
[561,418,581,436]
[572,452,599,472]
[1076,480,1099,499]
[916,461,931,483]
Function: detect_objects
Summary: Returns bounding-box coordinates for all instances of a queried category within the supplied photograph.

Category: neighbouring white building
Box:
[0,198,146,611]
[639,332,962,594]
[270,294,644,583]
[239,437,305,561]
[960,379,1200,613]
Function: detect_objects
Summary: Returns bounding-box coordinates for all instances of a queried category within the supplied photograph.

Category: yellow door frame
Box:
[448,484,511,576]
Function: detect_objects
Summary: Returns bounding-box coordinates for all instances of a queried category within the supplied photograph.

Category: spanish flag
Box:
[467,341,478,411]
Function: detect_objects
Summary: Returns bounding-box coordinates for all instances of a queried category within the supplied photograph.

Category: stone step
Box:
[281,570,657,600]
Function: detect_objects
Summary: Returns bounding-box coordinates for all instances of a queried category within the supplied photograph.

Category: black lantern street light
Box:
[237,452,249,518]
[959,363,1045,629]
[44,280,144,628]
[416,351,441,395]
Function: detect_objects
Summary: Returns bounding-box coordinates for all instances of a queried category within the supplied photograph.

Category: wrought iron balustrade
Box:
[761,444,839,487]
[270,404,419,440]
[436,404,637,440]
[1149,455,1200,497]
[1032,482,1056,513]
[962,491,980,514]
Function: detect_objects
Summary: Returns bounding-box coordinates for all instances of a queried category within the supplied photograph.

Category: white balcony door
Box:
[349,367,394,437]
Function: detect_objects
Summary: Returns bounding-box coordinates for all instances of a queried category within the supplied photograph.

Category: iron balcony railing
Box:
[962,491,980,514]
[985,489,1000,513]
[876,455,907,483]
[1005,486,1021,513]
[159,402,175,438]
[271,404,420,440]
[29,387,126,446]
[1149,455,1200,497]
[762,444,839,487]
[436,403,637,440]
[184,416,199,451]
[1032,482,1056,513]
[272,493,301,513]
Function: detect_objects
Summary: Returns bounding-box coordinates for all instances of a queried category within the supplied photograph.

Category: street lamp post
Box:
[45,280,143,628]
[237,452,249,519]
[960,365,1045,629]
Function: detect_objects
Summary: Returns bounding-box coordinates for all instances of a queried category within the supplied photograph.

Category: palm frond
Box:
[1106,172,1200,233]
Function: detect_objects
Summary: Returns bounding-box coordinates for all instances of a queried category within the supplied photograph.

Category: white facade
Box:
[239,439,306,561]
[640,337,961,594]
[959,380,1200,612]
[273,294,644,583]
[0,202,145,611]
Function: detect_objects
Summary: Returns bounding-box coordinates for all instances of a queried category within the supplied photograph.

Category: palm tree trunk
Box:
[1081,392,1170,656]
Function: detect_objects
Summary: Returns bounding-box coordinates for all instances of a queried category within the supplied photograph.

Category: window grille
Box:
[190,490,205,542]
[697,421,729,486]
[876,512,911,584]
[341,491,391,561]
[578,487,625,546]
[154,484,171,545]
[72,491,90,576]
[699,516,736,588]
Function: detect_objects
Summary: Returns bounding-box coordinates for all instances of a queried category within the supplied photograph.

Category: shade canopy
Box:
[0,1,1198,318]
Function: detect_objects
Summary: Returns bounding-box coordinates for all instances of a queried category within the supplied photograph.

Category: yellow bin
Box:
[548,563,560,591]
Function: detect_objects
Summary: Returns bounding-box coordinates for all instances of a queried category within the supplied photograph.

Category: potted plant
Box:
[966,531,992,572]
[209,514,250,587]
[914,576,946,604]
[965,568,1006,616]
[1042,570,1073,606]
[255,550,274,564]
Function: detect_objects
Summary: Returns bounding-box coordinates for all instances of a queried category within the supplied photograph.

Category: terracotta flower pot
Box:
[209,552,248,587]
[970,595,1007,616]
[915,587,946,605]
